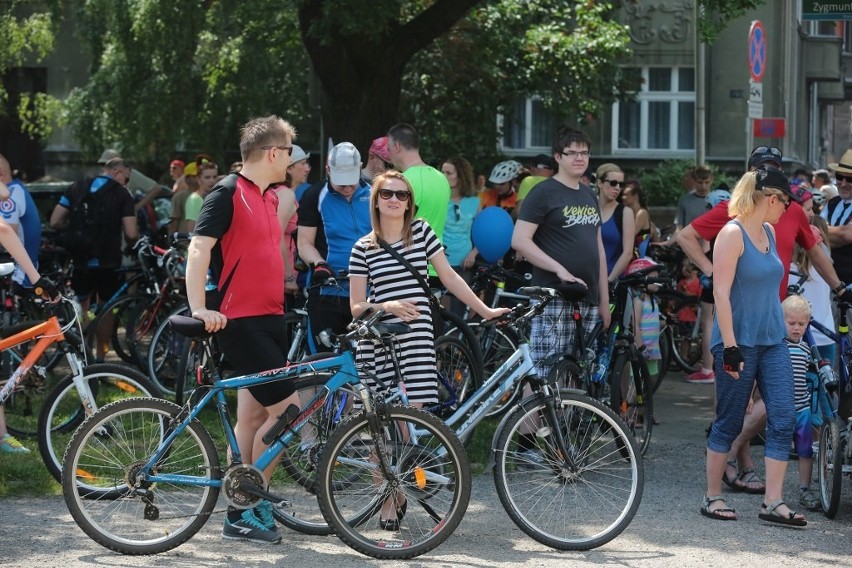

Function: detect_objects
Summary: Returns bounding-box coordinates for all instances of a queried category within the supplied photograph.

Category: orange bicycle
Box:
[0,295,161,482]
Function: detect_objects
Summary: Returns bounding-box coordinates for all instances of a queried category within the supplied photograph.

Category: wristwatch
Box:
[834,281,847,295]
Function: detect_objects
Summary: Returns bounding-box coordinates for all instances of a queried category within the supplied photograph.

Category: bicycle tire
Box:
[548,358,587,392]
[125,295,182,370]
[609,350,654,455]
[146,304,194,397]
[316,405,471,560]
[268,371,351,536]
[37,363,162,483]
[818,418,844,518]
[492,390,643,550]
[668,320,701,373]
[62,397,219,554]
[433,335,481,421]
[438,309,484,386]
[85,294,151,365]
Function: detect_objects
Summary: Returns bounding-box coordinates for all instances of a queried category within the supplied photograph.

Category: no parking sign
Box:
[748,21,766,82]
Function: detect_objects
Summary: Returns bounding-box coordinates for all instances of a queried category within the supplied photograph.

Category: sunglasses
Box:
[378,188,411,201]
[752,146,782,158]
[836,173,852,183]
[603,179,626,189]
[261,145,294,156]
[766,191,791,210]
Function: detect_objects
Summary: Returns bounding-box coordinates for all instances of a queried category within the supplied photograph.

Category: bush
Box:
[636,159,733,207]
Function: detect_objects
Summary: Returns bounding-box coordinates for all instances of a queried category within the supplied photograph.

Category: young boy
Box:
[781,295,821,510]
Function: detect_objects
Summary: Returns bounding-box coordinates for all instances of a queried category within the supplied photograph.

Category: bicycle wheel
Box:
[668,320,701,373]
[548,358,586,392]
[37,363,162,483]
[267,372,352,536]
[818,418,844,518]
[439,309,484,385]
[609,350,654,455]
[493,390,643,550]
[85,294,150,365]
[62,397,219,554]
[125,296,180,370]
[433,336,480,420]
[316,405,471,560]
[146,305,195,397]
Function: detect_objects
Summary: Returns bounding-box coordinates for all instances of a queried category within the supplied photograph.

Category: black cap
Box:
[531,153,556,171]
[755,165,800,202]
[748,146,783,169]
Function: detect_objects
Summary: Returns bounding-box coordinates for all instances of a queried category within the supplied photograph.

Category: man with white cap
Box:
[822,148,852,284]
[297,141,372,352]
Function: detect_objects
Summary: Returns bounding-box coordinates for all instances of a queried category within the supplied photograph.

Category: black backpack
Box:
[58,177,109,261]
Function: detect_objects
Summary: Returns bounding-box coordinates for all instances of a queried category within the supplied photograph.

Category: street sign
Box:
[802,0,852,20]
[748,101,764,119]
[749,80,763,103]
[748,21,766,82]
[754,118,786,138]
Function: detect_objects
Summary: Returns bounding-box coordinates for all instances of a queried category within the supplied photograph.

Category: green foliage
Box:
[402,0,633,169]
[0,0,64,140]
[697,0,765,44]
[636,159,732,207]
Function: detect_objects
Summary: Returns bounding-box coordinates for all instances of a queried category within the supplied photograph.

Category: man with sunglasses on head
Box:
[821,149,852,286]
[297,141,372,353]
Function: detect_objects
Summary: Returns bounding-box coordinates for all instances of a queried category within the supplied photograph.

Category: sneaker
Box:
[799,488,821,511]
[222,509,282,544]
[685,368,715,384]
[254,501,276,531]
[0,434,30,454]
[516,449,547,471]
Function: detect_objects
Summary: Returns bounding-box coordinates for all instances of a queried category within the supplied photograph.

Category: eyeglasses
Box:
[559,150,590,160]
[836,173,852,183]
[603,179,626,189]
[261,145,294,156]
[769,192,791,210]
[378,188,411,201]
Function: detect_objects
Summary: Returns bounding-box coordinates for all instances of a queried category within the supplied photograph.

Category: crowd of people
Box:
[5,114,852,539]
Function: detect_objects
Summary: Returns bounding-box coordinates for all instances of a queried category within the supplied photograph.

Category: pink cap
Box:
[369,136,391,163]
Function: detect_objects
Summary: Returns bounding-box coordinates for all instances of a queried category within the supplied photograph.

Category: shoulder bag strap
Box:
[377,238,431,297]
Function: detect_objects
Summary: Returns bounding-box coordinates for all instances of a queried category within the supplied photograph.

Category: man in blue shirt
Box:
[297,142,372,352]
[0,154,40,290]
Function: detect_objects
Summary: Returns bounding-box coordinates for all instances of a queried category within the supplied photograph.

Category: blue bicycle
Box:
[61,309,470,560]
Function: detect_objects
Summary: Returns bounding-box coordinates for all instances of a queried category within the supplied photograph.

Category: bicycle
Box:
[547,268,664,454]
[61,310,470,560]
[316,286,642,550]
[0,295,160,480]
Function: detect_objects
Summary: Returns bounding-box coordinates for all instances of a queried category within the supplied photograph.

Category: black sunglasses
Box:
[378,188,411,201]
[603,179,626,189]
[836,173,852,183]
[261,145,294,156]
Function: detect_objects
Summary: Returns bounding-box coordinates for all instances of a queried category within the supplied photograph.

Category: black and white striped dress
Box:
[349,219,443,404]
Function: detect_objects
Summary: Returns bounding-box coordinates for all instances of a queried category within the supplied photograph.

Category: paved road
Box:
[1,374,850,567]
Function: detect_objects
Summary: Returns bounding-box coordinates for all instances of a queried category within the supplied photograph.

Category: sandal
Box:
[758,499,807,527]
[700,495,737,521]
[734,468,766,494]
[722,460,740,491]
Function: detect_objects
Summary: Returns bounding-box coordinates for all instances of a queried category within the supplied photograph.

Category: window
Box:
[500,97,556,152]
[611,67,695,154]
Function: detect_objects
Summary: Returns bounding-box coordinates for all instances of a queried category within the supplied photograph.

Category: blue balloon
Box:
[471,206,514,263]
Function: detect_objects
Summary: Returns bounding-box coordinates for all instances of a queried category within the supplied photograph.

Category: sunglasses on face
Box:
[378,188,411,201]
[836,173,852,184]
[261,145,294,156]
[766,191,791,210]
[603,179,626,189]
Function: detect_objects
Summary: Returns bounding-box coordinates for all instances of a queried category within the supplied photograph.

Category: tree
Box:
[697,0,766,44]
[0,0,64,139]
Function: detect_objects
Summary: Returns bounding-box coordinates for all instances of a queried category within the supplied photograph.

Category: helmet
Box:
[488,160,521,184]
[706,188,731,209]
[624,257,659,276]
[812,190,827,205]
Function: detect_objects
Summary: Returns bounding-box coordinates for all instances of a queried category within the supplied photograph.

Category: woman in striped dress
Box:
[349,171,507,405]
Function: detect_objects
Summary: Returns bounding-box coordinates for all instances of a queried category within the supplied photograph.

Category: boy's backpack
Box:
[58,177,109,261]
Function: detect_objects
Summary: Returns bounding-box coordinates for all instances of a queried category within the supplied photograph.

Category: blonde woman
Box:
[595,163,634,281]
[703,165,805,526]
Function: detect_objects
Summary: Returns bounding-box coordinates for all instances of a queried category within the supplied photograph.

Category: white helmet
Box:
[488,160,521,185]
[705,188,731,209]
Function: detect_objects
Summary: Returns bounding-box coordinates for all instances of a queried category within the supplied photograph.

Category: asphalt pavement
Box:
[0,371,850,567]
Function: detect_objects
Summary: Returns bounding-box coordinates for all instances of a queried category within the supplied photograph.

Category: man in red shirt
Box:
[677,145,846,492]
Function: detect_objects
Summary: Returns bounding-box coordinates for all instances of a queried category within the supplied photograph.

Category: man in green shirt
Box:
[387,123,451,242]
[516,153,556,216]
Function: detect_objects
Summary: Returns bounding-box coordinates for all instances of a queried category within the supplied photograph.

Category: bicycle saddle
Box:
[553,282,588,302]
[169,314,211,339]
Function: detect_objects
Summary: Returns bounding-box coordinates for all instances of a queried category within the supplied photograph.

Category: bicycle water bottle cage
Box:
[261,404,300,445]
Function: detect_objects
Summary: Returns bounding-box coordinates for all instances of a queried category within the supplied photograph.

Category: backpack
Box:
[58,177,109,261]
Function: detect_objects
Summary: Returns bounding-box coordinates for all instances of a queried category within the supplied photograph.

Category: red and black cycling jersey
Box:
[194,173,285,319]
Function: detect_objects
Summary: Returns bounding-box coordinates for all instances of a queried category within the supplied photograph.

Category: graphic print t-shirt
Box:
[517,177,601,302]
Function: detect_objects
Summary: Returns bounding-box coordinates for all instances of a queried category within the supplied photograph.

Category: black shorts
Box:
[700,286,714,305]
[72,266,122,303]
[216,314,295,407]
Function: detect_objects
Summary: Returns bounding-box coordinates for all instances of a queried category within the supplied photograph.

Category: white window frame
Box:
[611,66,695,156]
[498,96,554,155]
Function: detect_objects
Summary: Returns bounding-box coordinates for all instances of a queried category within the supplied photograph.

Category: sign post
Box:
[746,21,766,170]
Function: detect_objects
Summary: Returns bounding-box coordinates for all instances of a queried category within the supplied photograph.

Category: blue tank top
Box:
[711,221,785,348]
[601,210,623,275]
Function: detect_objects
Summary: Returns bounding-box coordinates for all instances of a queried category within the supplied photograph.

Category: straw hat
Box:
[828,148,852,175]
